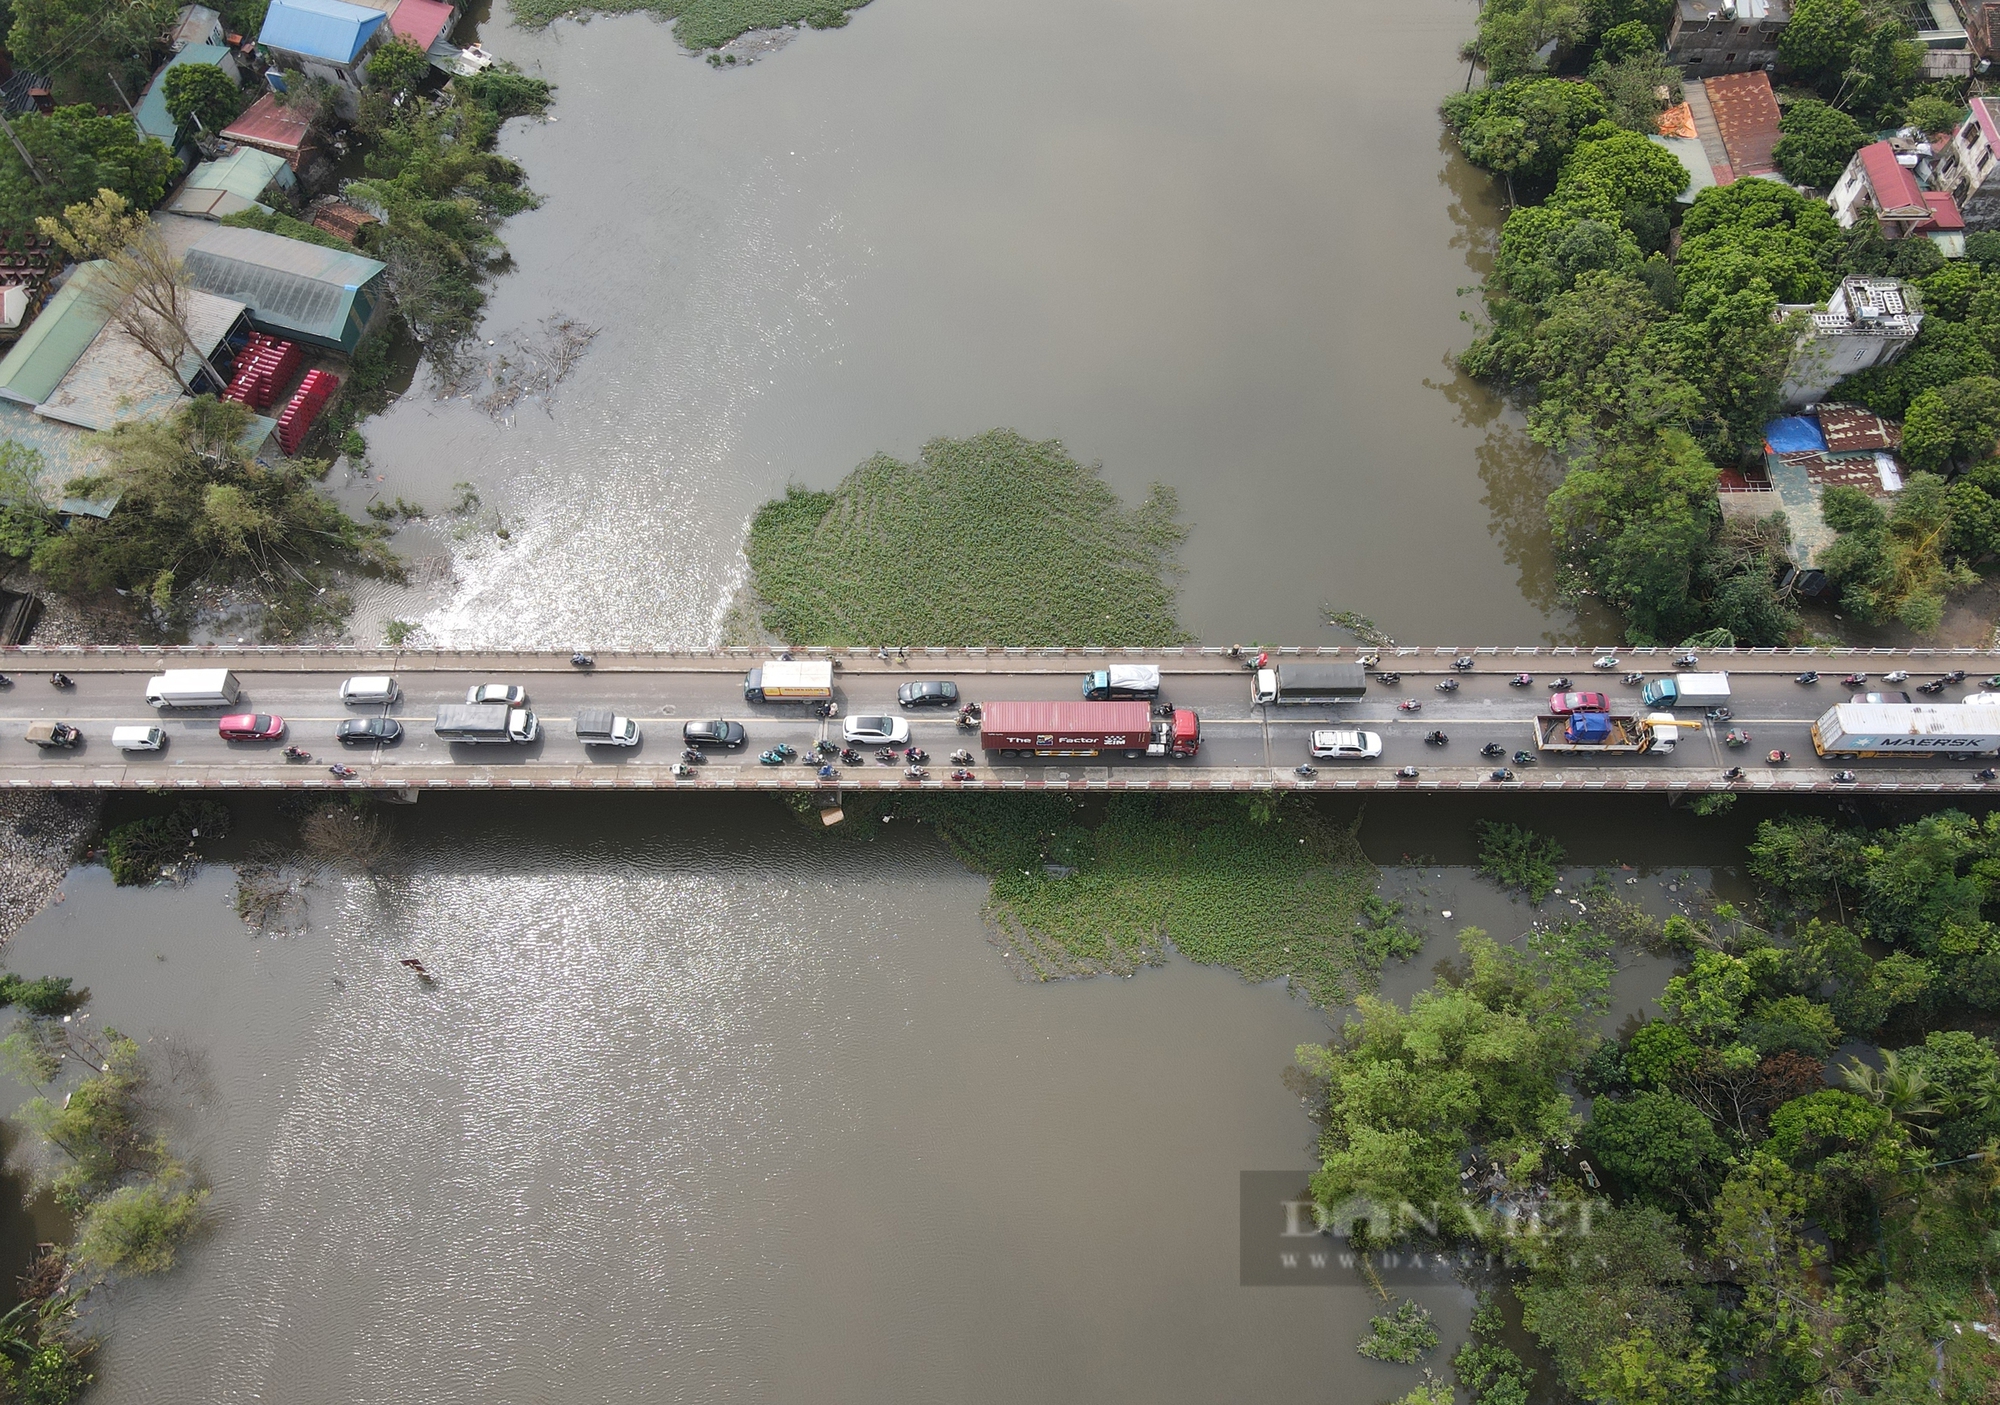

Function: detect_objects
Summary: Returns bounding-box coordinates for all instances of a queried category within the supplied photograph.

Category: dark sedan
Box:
[336,717,404,745]
[683,719,747,748]
[898,680,960,708]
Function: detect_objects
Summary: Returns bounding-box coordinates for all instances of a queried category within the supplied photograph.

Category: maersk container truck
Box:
[1252,662,1367,705]
[1640,672,1731,708]
[1812,703,2000,758]
[980,700,1200,759]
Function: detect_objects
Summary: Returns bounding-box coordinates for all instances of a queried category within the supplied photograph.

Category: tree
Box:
[1839,321,1998,418]
[1818,473,1975,631]
[34,186,140,261]
[162,62,243,134]
[1582,1090,1728,1208]
[1443,77,1611,183]
[1474,0,1594,81]
[1901,376,2000,471]
[1772,98,1865,188]
[1835,22,1923,128]
[6,0,176,104]
[1551,123,1690,217]
[1779,0,1866,81]
[0,106,173,249]
[1547,428,1719,641]
[0,442,52,562]
[366,38,431,99]
[1590,52,1683,133]
[1903,92,1964,134]
[1595,19,1655,61]
[1947,460,2000,557]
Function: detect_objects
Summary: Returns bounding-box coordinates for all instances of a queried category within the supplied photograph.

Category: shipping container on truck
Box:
[979,700,1200,759]
[1639,672,1731,708]
[1532,713,1680,754]
[1082,665,1162,700]
[743,660,835,702]
[1811,703,2000,758]
[1252,662,1368,705]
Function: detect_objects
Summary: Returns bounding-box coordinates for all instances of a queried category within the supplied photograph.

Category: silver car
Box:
[467,684,527,706]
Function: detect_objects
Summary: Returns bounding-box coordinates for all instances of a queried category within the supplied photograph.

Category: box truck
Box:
[434,703,540,744]
[144,669,240,707]
[574,707,639,747]
[1082,665,1161,700]
[1640,673,1731,708]
[979,700,1200,759]
[1811,703,2000,757]
[743,660,834,702]
[1252,662,1368,705]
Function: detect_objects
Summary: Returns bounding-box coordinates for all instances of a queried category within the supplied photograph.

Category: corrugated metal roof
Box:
[183,224,384,344]
[221,93,311,153]
[184,147,289,202]
[1859,141,1928,215]
[1705,72,1782,177]
[0,266,115,407]
[36,288,246,432]
[134,43,236,143]
[390,0,455,49]
[258,0,384,63]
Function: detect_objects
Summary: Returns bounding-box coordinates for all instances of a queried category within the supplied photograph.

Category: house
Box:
[1721,410,1908,565]
[219,93,316,170]
[1831,142,1934,232]
[34,288,252,430]
[387,0,457,55]
[308,198,378,243]
[181,224,387,353]
[133,43,243,149]
[256,0,387,94]
[1685,72,1782,184]
[165,147,296,220]
[170,4,226,51]
[1665,0,1788,76]
[1780,276,1924,408]
[1933,96,2000,229]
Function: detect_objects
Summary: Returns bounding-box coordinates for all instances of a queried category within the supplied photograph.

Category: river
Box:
[345,0,1620,650]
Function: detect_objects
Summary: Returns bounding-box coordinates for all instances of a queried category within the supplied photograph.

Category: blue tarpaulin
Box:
[1764,415,1828,454]
[1566,713,1614,743]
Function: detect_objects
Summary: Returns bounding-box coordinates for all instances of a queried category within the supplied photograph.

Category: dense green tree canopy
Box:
[0,107,174,250]
[1442,77,1611,182]
[162,63,243,134]
[1771,99,1865,188]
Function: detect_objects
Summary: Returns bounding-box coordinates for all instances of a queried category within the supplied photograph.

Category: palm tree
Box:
[1840,1050,1944,1134]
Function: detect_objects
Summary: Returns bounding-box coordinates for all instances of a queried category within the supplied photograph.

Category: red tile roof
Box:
[1705,73,1781,176]
[1817,403,1902,452]
[388,0,453,51]
[1920,189,1966,231]
[1858,141,1928,215]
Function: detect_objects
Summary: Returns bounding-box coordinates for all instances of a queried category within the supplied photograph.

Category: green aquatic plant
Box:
[1358,1298,1441,1364]
[1475,820,1565,902]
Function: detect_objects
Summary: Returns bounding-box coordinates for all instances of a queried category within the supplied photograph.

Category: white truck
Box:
[743,660,834,702]
[1533,713,1682,754]
[143,669,241,707]
[1082,665,1161,700]
[1639,672,1730,709]
[1812,703,2000,758]
[574,707,639,747]
[434,703,540,744]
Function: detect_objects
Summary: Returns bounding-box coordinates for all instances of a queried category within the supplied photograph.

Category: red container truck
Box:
[979,700,1200,759]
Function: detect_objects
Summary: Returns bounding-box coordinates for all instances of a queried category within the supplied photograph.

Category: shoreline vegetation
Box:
[506,0,872,52]
[1308,812,2000,1405]
[1446,0,2000,643]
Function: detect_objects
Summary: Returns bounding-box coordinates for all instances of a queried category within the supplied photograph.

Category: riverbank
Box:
[0,793,96,946]
[505,0,873,51]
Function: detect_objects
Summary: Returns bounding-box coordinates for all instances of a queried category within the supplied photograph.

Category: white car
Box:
[1309,729,1382,760]
[467,684,527,706]
[843,714,912,745]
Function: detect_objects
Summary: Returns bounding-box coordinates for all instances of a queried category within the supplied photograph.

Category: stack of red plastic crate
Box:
[222,334,302,411]
[276,368,339,454]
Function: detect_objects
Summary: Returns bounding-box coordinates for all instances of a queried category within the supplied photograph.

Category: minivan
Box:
[111,725,165,751]
[339,676,399,704]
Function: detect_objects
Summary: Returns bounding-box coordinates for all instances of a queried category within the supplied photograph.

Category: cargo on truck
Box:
[979,700,1199,758]
[434,703,540,744]
[574,708,639,747]
[1533,713,1681,754]
[1252,662,1367,705]
[144,669,240,708]
[1082,665,1161,700]
[1811,703,2000,757]
[743,660,834,702]
[1640,672,1731,708]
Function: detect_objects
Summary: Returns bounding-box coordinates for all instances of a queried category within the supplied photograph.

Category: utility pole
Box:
[106,70,137,118]
[0,107,46,188]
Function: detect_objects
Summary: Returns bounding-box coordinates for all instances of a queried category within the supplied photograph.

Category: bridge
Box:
[3,643,1999,796]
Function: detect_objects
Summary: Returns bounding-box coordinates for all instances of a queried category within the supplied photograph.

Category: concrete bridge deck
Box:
[3,643,2000,795]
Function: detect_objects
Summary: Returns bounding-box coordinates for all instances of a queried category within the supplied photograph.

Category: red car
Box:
[217,713,286,741]
[1549,692,1609,714]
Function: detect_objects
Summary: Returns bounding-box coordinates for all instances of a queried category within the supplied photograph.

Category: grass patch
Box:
[846,793,1388,1005]
[1475,820,1565,903]
[744,429,1187,647]
[508,0,870,48]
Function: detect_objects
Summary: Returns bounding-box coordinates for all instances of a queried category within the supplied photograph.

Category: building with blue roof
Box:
[257,0,387,93]
[134,43,242,151]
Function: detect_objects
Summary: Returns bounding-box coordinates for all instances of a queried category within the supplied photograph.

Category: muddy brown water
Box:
[345,0,1621,648]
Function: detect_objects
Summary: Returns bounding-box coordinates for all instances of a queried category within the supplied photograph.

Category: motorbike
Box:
[1722,767,1744,781]
[1490,769,1515,782]
[1832,771,1858,784]
[840,748,865,766]
[1619,672,1642,686]
[904,766,929,781]
[1947,670,1968,684]
[1480,742,1506,758]
[1919,680,1948,695]
[1884,670,1910,684]
[1674,654,1699,668]
[768,742,796,760]
[1436,679,1459,693]
[1842,673,1868,687]
[1508,674,1533,687]
[671,763,694,779]
[1796,671,1819,684]
[1294,764,1317,778]
[950,749,975,765]
[680,748,707,765]
[1397,699,1422,712]
[1724,729,1751,747]
[48,673,72,689]
[282,746,311,763]
[1592,655,1619,670]
[1987,675,2000,689]
[758,749,789,766]
[570,652,594,668]
[817,764,840,780]
[1982,769,1998,781]
[876,748,900,764]
[1453,655,1475,671]
[1152,700,1175,717]
[815,739,839,756]
[1374,672,1401,685]
[812,701,839,719]
[1424,730,1449,745]
[905,747,929,765]
[1395,767,1420,779]
[956,714,980,731]
[1551,676,1574,690]
[950,768,977,782]
[328,765,356,779]
[1512,750,1537,766]
[0,674,13,687]
[1767,749,1789,764]
[1707,707,1732,721]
